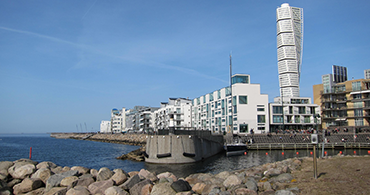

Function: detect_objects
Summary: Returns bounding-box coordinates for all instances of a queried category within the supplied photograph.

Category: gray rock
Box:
[88,179,114,194]
[219,191,232,195]
[215,171,230,180]
[208,187,221,195]
[264,168,282,177]
[0,161,13,177]
[105,186,129,195]
[223,175,242,188]
[97,167,113,181]
[71,166,90,175]
[9,163,36,179]
[263,181,272,191]
[45,170,79,191]
[36,161,57,170]
[234,187,258,195]
[275,173,293,183]
[71,177,95,188]
[60,176,79,187]
[44,187,67,195]
[31,168,53,183]
[13,178,44,194]
[111,169,128,185]
[60,170,79,177]
[51,166,63,174]
[13,159,38,165]
[170,179,191,192]
[23,187,45,195]
[129,179,153,195]
[0,189,12,195]
[150,182,176,195]
[66,186,90,195]
[245,179,258,191]
[120,174,142,190]
[275,189,296,195]
[6,178,22,189]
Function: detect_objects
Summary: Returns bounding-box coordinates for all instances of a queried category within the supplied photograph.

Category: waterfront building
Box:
[111,108,126,133]
[269,97,320,132]
[313,68,370,130]
[154,98,192,130]
[276,3,303,98]
[192,74,269,135]
[365,69,370,79]
[125,106,159,132]
[332,65,348,83]
[99,120,111,133]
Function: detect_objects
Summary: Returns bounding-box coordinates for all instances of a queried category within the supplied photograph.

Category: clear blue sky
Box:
[0,0,369,134]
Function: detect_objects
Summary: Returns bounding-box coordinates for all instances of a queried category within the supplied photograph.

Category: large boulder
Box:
[150,182,176,195]
[170,179,192,193]
[31,168,53,183]
[88,179,114,194]
[0,161,14,180]
[97,167,113,181]
[245,178,258,192]
[66,186,90,195]
[120,174,142,190]
[71,177,95,188]
[192,183,207,194]
[105,186,129,195]
[111,169,128,185]
[129,179,153,195]
[275,173,293,183]
[13,178,44,194]
[45,170,79,191]
[8,163,36,179]
[44,187,67,195]
[157,172,177,182]
[223,175,242,188]
[60,176,79,187]
[36,161,57,170]
[71,166,90,175]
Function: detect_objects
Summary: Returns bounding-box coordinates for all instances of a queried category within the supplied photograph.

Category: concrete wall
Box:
[145,134,224,164]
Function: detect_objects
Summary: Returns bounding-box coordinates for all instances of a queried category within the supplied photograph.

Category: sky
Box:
[0,0,369,134]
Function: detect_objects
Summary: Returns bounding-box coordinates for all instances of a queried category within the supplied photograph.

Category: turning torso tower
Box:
[276,3,303,98]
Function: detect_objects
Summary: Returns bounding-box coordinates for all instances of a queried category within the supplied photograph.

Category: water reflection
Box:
[144,148,369,178]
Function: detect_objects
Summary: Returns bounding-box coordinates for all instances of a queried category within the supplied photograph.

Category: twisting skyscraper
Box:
[277,3,303,97]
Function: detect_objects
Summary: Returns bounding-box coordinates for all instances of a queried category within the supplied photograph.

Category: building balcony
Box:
[320,90,348,95]
[321,106,347,111]
[346,113,370,118]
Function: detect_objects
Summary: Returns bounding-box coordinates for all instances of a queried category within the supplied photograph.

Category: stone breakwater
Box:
[50,133,147,146]
[0,157,308,195]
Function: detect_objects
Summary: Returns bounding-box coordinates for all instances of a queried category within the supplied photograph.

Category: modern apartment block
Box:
[313,68,370,130]
[154,98,192,130]
[269,97,320,132]
[192,74,269,135]
[276,3,304,98]
[365,69,370,79]
[110,108,126,133]
[100,120,111,133]
[125,106,159,132]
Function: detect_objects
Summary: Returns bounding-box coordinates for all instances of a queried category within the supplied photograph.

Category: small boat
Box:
[224,142,248,156]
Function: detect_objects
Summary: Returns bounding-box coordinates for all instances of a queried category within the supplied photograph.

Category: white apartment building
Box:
[111,108,126,133]
[269,97,320,132]
[365,69,370,80]
[192,74,269,135]
[154,98,192,130]
[100,120,111,133]
[125,106,159,132]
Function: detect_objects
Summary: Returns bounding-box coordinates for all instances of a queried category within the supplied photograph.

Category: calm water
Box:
[0,134,368,178]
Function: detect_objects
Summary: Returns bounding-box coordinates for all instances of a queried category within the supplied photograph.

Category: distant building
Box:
[276,3,304,98]
[269,97,320,132]
[125,106,159,132]
[365,69,370,79]
[192,74,269,135]
[154,98,192,130]
[313,68,370,130]
[332,65,348,83]
[111,108,126,133]
[100,120,111,133]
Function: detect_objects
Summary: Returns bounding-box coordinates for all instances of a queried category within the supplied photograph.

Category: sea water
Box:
[0,134,367,178]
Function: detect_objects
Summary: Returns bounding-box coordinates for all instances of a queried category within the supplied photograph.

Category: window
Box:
[273,106,283,114]
[352,81,361,91]
[232,96,237,106]
[354,109,363,117]
[295,115,300,123]
[239,124,248,133]
[218,90,221,99]
[273,115,283,123]
[298,107,306,114]
[232,75,249,84]
[257,108,265,111]
[239,96,248,104]
[203,96,206,103]
[197,98,200,105]
[257,115,265,123]
[209,93,214,101]
[225,87,231,97]
[229,116,232,125]
[353,94,361,99]
[304,116,310,123]
[354,102,363,108]
[258,127,265,130]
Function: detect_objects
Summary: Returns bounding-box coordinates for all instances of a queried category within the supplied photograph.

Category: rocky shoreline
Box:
[50,133,147,146]
[1,154,351,195]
